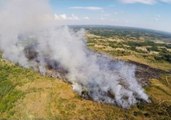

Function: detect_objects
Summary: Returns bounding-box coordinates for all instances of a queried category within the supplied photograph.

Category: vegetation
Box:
[86,27,171,71]
[0,26,171,119]
[85,26,171,119]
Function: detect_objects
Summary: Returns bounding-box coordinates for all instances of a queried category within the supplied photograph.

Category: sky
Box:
[49,0,171,33]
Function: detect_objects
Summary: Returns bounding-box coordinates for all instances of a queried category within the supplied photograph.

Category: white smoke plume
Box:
[0,0,149,108]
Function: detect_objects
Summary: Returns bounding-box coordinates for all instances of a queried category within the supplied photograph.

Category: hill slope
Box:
[0,51,171,120]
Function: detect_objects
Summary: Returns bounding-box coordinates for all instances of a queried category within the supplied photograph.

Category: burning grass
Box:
[0,0,171,118]
[0,32,171,120]
[0,53,171,120]
[0,31,171,120]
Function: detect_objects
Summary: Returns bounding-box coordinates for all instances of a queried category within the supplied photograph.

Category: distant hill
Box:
[70,25,171,43]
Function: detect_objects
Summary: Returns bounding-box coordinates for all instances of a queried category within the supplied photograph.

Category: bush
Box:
[155,52,171,63]
[147,46,159,52]
[165,44,171,49]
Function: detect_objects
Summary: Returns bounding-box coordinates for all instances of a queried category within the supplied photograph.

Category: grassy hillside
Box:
[0,33,171,119]
[87,33,171,72]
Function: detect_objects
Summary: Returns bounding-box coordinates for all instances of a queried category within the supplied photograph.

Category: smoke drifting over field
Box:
[0,0,149,108]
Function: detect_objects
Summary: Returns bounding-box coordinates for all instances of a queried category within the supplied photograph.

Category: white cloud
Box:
[120,0,155,4]
[120,0,171,4]
[54,14,91,22]
[70,6,103,10]
[160,0,171,3]
[154,14,161,22]
[54,14,79,21]
[83,17,90,20]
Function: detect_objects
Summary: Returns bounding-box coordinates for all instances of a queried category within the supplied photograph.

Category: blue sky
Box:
[52,0,170,32]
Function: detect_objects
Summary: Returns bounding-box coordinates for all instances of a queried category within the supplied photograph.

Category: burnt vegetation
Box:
[24,44,68,79]
[0,26,171,119]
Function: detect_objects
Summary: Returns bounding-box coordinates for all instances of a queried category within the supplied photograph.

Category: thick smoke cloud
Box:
[0,0,149,108]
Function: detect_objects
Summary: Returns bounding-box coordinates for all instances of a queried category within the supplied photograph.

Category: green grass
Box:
[0,60,25,119]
